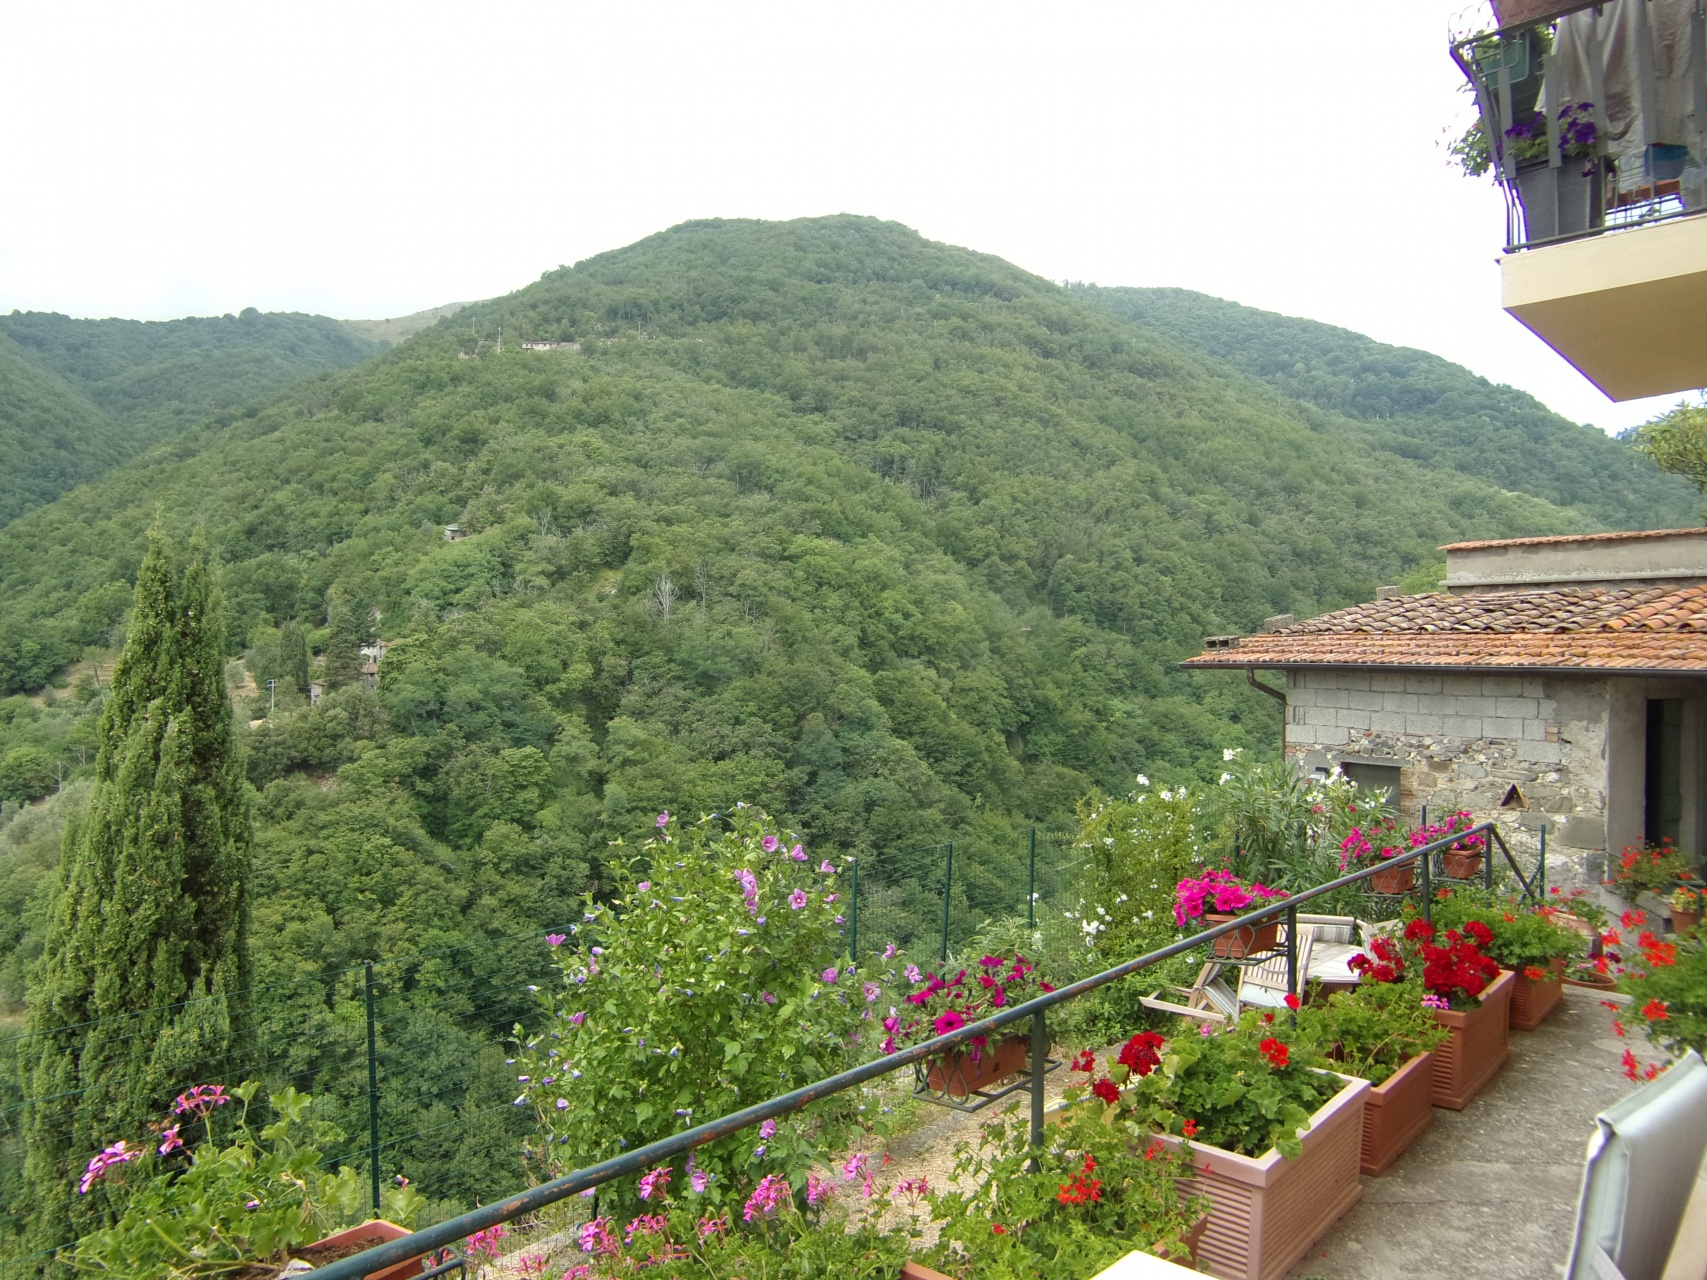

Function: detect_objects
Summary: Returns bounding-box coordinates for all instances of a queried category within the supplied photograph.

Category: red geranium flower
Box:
[1117,1030,1166,1076]
[1090,1078,1121,1105]
[1283,992,1301,1011]
[1258,1037,1289,1068]
[1643,999,1670,1022]
[1181,1118,1198,1137]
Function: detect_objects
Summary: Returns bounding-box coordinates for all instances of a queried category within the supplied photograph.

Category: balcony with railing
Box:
[1451,0,1707,400]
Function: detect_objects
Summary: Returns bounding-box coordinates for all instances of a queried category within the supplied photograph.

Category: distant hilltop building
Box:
[520,340,580,352]
[443,524,464,542]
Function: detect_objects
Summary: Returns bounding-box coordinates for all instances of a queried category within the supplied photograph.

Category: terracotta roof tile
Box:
[1183,583,1707,672]
[1438,528,1707,552]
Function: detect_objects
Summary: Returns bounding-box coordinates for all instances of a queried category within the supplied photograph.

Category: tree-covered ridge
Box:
[1080,285,1698,532]
[0,333,123,526]
[0,308,383,527]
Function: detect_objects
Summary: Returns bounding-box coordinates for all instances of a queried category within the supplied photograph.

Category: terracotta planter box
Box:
[1441,851,1483,880]
[1367,862,1415,895]
[1505,957,1565,1031]
[1153,1073,1368,1280]
[1358,1051,1434,1176]
[1203,913,1281,959]
[1675,907,1700,937]
[294,1220,422,1280]
[1429,968,1513,1110]
[925,1033,1030,1099]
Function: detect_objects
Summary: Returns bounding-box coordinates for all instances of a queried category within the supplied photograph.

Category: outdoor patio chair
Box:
[1139,962,1236,1024]
[1236,928,1315,1010]
[1298,913,1366,987]
[1565,1049,1707,1280]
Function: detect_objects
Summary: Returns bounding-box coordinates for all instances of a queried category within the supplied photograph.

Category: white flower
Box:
[1136,774,1150,787]
[1220,772,1233,784]
[1223,748,1241,762]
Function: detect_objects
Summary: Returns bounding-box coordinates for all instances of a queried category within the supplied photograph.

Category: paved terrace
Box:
[879,985,1698,1280]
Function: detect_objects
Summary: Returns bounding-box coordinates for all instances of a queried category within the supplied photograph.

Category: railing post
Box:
[941,842,953,963]
[1029,1008,1046,1160]
[1285,904,1299,1029]
[1539,823,1547,898]
[365,961,382,1216]
[849,857,858,961]
[1420,845,1433,926]
[1027,827,1037,930]
[1485,825,1495,891]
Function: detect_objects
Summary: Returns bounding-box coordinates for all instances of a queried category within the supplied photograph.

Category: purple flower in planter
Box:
[791,844,807,861]
[820,860,836,875]
[789,889,808,910]
[546,933,567,947]
[637,881,650,893]
[761,991,776,1004]
[822,967,839,984]
[657,812,670,828]
[570,1011,586,1025]
[759,1119,776,1139]
[762,835,780,852]
[863,982,881,1003]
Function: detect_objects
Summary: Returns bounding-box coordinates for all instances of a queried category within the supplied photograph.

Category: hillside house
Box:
[1183,528,1707,885]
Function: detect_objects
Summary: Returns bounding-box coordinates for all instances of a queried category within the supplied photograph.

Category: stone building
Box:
[1183,528,1707,884]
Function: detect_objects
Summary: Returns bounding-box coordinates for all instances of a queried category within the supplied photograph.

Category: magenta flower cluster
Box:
[1172,869,1285,926]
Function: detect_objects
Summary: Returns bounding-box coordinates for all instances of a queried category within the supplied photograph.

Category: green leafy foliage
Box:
[0,310,381,528]
[1630,400,1707,510]
[66,1082,424,1278]
[1079,1017,1337,1160]
[516,807,878,1219]
[1616,936,1707,1058]
[917,1109,1204,1279]
[1294,979,1448,1085]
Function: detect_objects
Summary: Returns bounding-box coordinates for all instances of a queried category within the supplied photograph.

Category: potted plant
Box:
[910,1107,1209,1278]
[495,1160,917,1279]
[1671,886,1701,937]
[1362,918,1511,1109]
[888,952,1056,1099]
[1431,889,1581,1030]
[1338,818,1414,894]
[1174,869,1288,958]
[1295,971,1449,1175]
[64,1081,428,1279]
[1071,1018,1366,1280]
[1412,811,1488,880]
[1609,838,1693,903]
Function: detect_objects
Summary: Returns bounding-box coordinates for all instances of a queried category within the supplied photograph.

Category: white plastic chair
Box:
[1566,1050,1707,1280]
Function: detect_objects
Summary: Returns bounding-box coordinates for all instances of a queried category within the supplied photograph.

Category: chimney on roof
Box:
[1375,585,1402,600]
[1262,614,1294,633]
[1441,528,1707,595]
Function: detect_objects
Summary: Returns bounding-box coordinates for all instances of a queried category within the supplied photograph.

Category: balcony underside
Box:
[1501,213,1707,402]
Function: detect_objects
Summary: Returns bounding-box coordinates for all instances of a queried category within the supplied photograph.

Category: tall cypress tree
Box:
[321,593,368,689]
[24,527,251,1246]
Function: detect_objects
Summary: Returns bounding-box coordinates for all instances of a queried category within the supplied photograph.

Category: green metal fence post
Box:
[365,962,381,1216]
[1285,905,1299,1029]
[1539,824,1547,897]
[1027,828,1037,930]
[849,858,858,961]
[1029,1008,1046,1162]
[941,843,953,963]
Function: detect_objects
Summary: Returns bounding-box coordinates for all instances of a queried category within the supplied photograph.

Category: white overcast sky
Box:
[0,0,1684,433]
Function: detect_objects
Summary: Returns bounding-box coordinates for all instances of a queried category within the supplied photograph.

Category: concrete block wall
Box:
[1284,669,1612,886]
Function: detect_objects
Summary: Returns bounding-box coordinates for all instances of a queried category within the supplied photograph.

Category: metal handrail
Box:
[303,821,1530,1280]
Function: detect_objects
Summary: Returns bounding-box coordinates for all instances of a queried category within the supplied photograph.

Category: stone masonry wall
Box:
[1283,669,1611,887]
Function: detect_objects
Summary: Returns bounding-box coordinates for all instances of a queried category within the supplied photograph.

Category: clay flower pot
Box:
[899,1218,1208,1279]
[1358,1051,1435,1176]
[1151,1073,1368,1280]
[1565,965,1619,991]
[1441,850,1483,880]
[1367,861,1416,895]
[1429,968,1514,1110]
[1203,913,1282,959]
[924,1033,1030,1099]
[1674,907,1700,937]
[294,1221,423,1280]
[1506,957,1566,1032]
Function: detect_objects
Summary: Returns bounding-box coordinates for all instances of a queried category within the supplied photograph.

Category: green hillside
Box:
[1,213,1690,1221]
[0,334,124,526]
[1080,285,1698,531]
[0,308,382,524]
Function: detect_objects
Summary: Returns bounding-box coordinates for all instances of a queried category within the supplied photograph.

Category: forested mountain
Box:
[0,308,382,525]
[1081,286,1699,531]
[0,213,1688,1219]
[0,334,122,527]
